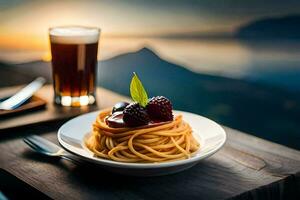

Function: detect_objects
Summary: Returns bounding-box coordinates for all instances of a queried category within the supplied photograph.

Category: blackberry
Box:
[147,96,173,121]
[123,103,150,127]
[112,102,129,113]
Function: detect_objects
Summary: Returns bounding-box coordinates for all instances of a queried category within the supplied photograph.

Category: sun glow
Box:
[0,0,230,57]
[0,1,154,62]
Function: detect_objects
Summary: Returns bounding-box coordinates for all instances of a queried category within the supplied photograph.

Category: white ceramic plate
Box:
[57,110,226,176]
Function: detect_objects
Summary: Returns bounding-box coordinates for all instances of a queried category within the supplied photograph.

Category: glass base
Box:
[54,95,96,107]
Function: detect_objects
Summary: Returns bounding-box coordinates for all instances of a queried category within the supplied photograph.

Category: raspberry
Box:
[123,103,150,127]
[146,96,173,121]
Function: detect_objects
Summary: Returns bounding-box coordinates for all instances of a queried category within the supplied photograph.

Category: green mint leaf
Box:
[130,72,148,107]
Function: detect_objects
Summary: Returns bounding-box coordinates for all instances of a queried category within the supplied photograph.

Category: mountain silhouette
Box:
[235,15,300,39]
[99,47,300,149]
[1,47,300,149]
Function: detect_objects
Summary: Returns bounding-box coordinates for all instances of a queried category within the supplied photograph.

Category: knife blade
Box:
[0,77,46,110]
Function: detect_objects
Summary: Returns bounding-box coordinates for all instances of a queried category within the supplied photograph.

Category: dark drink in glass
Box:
[49,26,100,106]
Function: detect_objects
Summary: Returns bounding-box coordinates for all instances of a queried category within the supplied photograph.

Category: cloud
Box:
[0,0,300,35]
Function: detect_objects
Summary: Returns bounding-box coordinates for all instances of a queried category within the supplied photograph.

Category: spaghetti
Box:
[85,109,200,163]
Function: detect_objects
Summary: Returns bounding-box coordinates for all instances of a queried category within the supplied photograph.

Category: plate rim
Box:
[57,110,226,169]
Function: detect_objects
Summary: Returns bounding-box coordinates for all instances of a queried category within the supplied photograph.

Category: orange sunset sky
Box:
[0,0,299,62]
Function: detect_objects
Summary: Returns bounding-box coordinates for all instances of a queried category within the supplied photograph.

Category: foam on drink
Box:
[49,26,100,44]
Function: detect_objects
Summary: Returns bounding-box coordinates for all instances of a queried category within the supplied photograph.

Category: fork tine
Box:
[23,135,62,155]
[24,136,50,152]
[23,136,80,164]
[23,137,41,152]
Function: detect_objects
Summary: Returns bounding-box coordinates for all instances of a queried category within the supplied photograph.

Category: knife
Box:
[0,77,46,110]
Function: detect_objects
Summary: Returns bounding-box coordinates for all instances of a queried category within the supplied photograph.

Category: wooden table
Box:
[0,69,300,200]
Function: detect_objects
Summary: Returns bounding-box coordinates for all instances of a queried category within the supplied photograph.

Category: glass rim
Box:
[49,25,101,35]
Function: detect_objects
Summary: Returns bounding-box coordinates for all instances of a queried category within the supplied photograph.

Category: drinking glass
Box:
[49,26,100,106]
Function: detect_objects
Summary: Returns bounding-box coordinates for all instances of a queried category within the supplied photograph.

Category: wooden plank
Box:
[0,125,299,200]
[1,63,299,199]
[0,169,51,199]
[0,85,130,132]
[0,89,299,199]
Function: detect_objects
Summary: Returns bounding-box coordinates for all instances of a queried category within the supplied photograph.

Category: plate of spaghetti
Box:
[57,73,226,176]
